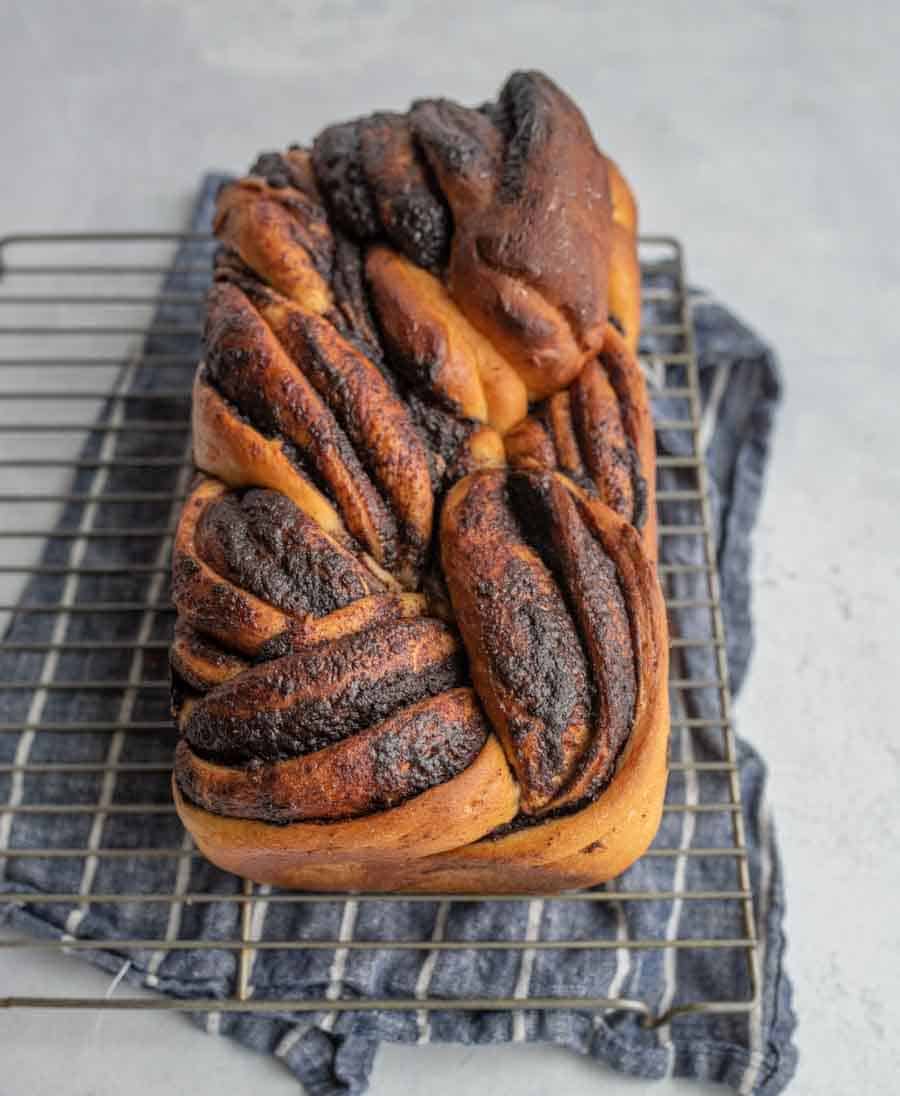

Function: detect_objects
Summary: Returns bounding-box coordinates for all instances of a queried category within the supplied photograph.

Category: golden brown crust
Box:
[174,734,520,876]
[366,246,528,433]
[172,70,665,894]
[170,621,249,692]
[606,157,641,352]
[213,178,334,312]
[173,674,666,892]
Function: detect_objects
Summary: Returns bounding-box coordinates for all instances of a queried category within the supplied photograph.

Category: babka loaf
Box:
[171,71,669,893]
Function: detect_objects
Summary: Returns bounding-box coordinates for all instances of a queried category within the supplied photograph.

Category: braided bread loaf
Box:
[172,71,668,893]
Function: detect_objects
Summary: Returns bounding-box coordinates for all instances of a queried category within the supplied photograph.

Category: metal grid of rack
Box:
[0,231,757,1024]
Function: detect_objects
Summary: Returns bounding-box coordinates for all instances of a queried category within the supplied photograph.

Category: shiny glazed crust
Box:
[172,70,668,893]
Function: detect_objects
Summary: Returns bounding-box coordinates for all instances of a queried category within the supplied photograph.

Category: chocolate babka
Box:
[171,71,669,893]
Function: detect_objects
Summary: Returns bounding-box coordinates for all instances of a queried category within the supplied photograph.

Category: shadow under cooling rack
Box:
[0,231,758,1026]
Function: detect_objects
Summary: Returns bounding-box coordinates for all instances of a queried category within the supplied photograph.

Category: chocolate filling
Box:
[509,472,637,796]
[170,622,249,694]
[204,284,402,565]
[312,119,381,241]
[184,617,465,766]
[312,112,451,273]
[180,72,648,836]
[442,471,592,809]
[195,488,380,617]
[249,151,293,190]
[443,470,638,812]
[328,232,390,363]
[176,688,487,824]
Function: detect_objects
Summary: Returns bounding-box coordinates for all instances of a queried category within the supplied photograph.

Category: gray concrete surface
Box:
[2,2,899,1093]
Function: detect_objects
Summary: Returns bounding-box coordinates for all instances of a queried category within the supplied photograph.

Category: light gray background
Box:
[2,2,899,1094]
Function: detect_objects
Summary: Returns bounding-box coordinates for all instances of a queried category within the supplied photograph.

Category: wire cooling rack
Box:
[0,231,757,1025]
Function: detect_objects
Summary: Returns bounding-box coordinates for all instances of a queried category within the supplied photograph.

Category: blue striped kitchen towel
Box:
[0,175,797,1095]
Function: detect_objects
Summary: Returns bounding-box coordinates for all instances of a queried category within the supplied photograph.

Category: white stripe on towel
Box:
[320,899,360,1033]
[590,876,633,1041]
[415,899,450,1044]
[275,1021,312,1061]
[512,898,545,1042]
[241,883,272,999]
[145,830,194,987]
[699,361,732,455]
